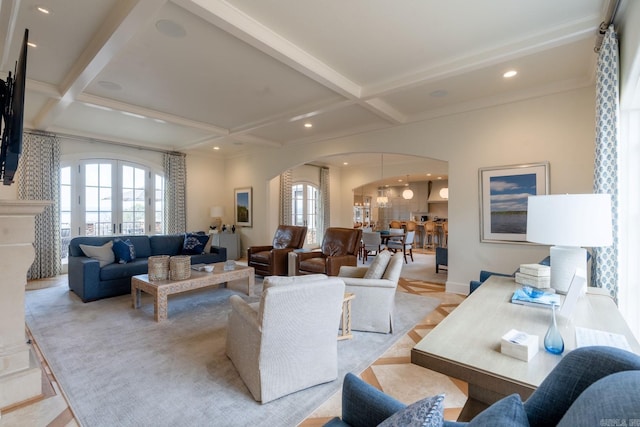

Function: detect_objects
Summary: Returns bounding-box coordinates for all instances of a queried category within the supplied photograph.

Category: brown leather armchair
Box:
[296,227,362,276]
[248,225,307,276]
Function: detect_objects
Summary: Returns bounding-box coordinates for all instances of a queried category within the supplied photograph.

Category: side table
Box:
[339,292,355,340]
[212,232,241,260]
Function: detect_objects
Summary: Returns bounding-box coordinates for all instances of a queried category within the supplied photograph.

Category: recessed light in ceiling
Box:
[27,42,37,48]
[503,70,518,78]
[156,19,186,38]
[213,146,220,150]
[430,89,448,98]
[304,123,313,128]
[98,80,122,91]
[36,6,50,14]
[343,162,348,165]
[122,111,146,119]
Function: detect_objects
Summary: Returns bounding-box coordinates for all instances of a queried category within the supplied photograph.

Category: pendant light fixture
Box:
[402,174,414,200]
[376,154,389,207]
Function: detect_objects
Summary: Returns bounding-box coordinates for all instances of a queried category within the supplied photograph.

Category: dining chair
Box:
[387,230,415,263]
[423,221,439,249]
[361,231,386,262]
[389,220,402,229]
[442,221,448,247]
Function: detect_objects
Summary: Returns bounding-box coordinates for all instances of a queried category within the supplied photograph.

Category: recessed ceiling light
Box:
[98,80,122,91]
[213,146,220,150]
[503,70,518,78]
[85,103,113,111]
[304,123,313,128]
[343,162,348,165]
[27,42,37,48]
[156,19,186,38]
[426,173,431,176]
[398,179,403,182]
[122,111,146,119]
[36,6,50,14]
[153,118,166,124]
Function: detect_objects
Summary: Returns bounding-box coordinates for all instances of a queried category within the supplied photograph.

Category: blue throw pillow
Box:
[378,394,444,427]
[113,238,136,264]
[182,233,209,255]
[467,394,529,426]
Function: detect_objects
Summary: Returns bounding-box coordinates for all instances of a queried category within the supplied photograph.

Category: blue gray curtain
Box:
[17,132,61,279]
[279,169,292,225]
[592,25,619,299]
[163,152,187,234]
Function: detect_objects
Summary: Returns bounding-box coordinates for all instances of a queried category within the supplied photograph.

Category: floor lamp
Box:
[526,194,613,294]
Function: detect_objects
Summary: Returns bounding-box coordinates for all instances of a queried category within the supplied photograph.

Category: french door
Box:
[292,182,319,245]
[62,160,164,238]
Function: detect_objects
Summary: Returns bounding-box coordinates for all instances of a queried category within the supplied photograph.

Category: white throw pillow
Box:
[79,241,115,267]
[364,250,391,279]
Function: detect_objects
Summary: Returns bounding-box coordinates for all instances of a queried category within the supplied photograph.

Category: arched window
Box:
[292,182,319,245]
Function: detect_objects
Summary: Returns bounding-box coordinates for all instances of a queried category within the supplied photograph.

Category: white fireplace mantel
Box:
[0,200,50,412]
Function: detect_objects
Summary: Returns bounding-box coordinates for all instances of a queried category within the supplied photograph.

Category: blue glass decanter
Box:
[544,303,564,355]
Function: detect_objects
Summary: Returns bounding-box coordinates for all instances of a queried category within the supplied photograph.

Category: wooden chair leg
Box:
[409,248,414,262]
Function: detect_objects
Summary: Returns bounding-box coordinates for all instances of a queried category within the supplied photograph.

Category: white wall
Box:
[225,86,596,293]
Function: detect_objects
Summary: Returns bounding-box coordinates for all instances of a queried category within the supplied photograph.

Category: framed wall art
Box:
[234,187,252,227]
[479,162,549,243]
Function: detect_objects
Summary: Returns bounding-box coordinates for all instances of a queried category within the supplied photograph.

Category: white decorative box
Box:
[501,329,539,362]
[519,264,551,277]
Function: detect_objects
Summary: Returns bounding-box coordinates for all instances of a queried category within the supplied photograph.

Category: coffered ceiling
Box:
[1,0,607,164]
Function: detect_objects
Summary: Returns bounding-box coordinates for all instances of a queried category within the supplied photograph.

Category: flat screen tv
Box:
[0,28,29,186]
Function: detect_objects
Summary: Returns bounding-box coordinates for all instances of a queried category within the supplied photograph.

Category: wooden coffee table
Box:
[132,263,255,322]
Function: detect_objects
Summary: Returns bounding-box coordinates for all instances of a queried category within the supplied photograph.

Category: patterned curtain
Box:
[319,167,330,233]
[17,132,61,279]
[163,152,187,234]
[279,169,292,225]
[592,25,619,299]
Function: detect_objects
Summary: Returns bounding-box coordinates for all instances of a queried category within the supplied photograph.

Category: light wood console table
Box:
[411,276,640,421]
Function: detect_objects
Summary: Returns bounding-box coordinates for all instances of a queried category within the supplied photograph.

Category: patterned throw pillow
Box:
[182,233,210,255]
[113,238,136,264]
[79,241,115,267]
[378,394,445,427]
[364,250,391,279]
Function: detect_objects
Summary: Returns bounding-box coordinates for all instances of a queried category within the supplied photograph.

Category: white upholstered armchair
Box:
[226,275,346,403]
[338,252,403,333]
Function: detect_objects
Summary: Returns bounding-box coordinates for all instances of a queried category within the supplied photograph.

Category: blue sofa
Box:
[68,234,227,302]
[325,346,640,426]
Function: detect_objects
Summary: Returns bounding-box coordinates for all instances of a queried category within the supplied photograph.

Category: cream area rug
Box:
[25,281,440,427]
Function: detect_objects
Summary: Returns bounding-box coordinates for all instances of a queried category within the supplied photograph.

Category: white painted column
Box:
[0,200,49,412]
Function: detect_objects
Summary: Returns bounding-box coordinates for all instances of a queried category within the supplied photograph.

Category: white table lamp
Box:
[526,194,612,293]
[210,206,224,231]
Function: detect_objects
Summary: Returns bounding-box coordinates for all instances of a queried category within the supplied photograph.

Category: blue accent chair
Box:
[324,346,640,426]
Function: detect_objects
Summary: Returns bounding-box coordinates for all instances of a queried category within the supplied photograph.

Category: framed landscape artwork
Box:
[479,162,549,243]
[234,187,252,227]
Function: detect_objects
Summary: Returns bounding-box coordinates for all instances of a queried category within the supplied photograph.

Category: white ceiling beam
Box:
[77,93,229,135]
[0,0,20,70]
[174,0,362,100]
[33,0,168,130]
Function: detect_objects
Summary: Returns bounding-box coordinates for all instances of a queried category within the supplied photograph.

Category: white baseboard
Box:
[446,280,469,295]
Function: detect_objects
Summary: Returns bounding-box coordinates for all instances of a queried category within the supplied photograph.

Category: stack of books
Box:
[515,263,551,288]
